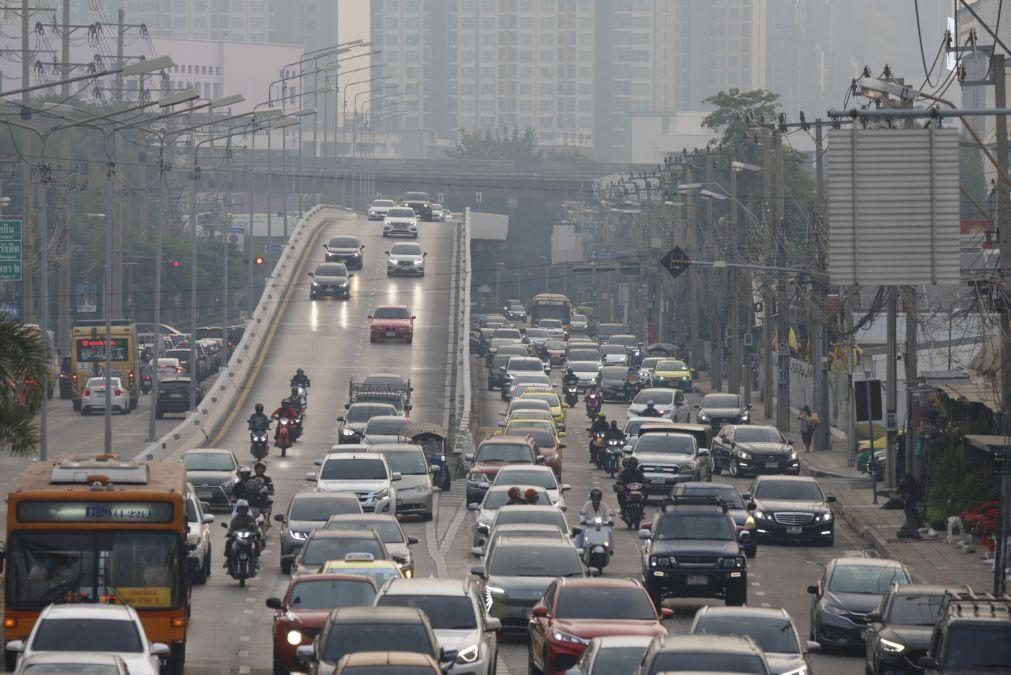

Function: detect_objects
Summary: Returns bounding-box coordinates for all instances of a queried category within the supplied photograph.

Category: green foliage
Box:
[926,443,998,523]
[448,126,542,160]
[0,318,51,456]
[702,88,780,148]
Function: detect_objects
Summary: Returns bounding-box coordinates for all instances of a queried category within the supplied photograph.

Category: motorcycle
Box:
[249,429,269,460]
[604,439,623,477]
[619,482,646,530]
[274,415,294,457]
[580,516,614,572]
[564,383,579,408]
[293,385,308,412]
[588,432,606,466]
[292,409,304,442]
[221,523,259,587]
[585,392,602,419]
[140,374,153,394]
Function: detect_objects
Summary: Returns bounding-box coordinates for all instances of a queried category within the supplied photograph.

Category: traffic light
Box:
[162,258,182,269]
[170,260,181,269]
[254,256,265,265]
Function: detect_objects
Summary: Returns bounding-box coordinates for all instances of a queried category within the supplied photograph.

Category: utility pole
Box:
[705,152,722,390]
[812,120,830,452]
[995,51,1011,597]
[115,8,125,103]
[729,161,740,394]
[774,129,790,432]
[685,159,701,371]
[761,128,774,420]
[20,0,33,319]
[111,8,126,318]
[885,287,898,488]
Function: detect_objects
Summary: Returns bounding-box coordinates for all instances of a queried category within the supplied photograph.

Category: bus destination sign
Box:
[17,501,173,523]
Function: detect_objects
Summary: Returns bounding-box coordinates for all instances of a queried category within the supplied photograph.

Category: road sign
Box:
[0,219,22,281]
[592,250,617,260]
[76,283,97,313]
[659,246,690,279]
[263,242,285,255]
[475,191,482,205]
[226,225,244,245]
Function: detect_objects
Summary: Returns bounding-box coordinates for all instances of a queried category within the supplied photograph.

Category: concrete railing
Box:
[135,204,345,462]
[451,208,473,457]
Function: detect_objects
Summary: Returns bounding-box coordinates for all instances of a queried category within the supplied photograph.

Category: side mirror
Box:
[560,483,571,492]
[741,492,751,500]
[866,611,882,623]
[558,443,566,449]
[470,564,486,579]
[746,403,753,409]
[486,617,502,632]
[423,252,429,256]
[280,554,295,566]
[336,416,346,422]
[151,643,171,657]
[199,501,212,511]
[296,645,315,663]
[531,605,549,618]
[348,273,354,278]
[467,502,480,511]
[384,250,390,254]
[407,536,419,546]
[202,514,215,524]
[570,526,582,537]
[697,448,710,456]
[805,641,821,653]
[305,473,317,482]
[274,513,286,523]
[412,316,417,320]
[313,459,323,466]
[220,522,228,529]
[391,553,408,564]
[787,438,795,445]
[660,608,674,620]
[694,404,701,409]
[391,472,403,482]
[464,453,475,462]
[307,271,314,277]
[588,566,601,577]
[430,464,441,474]
[265,597,284,610]
[806,585,819,595]
[5,641,24,654]
[638,529,651,540]
[826,496,837,503]
[360,244,366,249]
[747,501,756,510]
[367,315,373,319]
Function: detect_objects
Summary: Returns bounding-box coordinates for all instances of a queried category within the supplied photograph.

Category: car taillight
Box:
[175,367,183,373]
[114,390,124,396]
[82,389,90,396]
[128,371,135,385]
[72,373,78,386]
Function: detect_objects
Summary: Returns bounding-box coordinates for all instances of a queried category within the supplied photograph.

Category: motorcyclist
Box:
[289,386,305,413]
[253,461,274,495]
[224,499,260,568]
[638,399,663,418]
[615,457,647,514]
[604,420,625,443]
[589,412,608,436]
[247,403,270,433]
[290,368,310,388]
[538,344,550,362]
[623,369,640,400]
[230,466,254,502]
[628,349,644,370]
[505,486,526,506]
[271,398,299,442]
[562,367,579,388]
[576,488,615,550]
[524,488,540,505]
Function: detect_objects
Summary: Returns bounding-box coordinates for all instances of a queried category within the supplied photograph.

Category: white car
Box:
[14,652,130,674]
[386,242,427,276]
[491,464,570,508]
[80,377,129,415]
[430,203,451,222]
[306,453,402,514]
[368,198,395,220]
[156,358,184,379]
[185,487,215,585]
[6,604,169,675]
[566,360,602,389]
[383,207,419,238]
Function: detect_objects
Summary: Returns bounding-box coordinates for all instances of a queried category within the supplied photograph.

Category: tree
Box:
[0,318,50,456]
[701,88,780,148]
[447,126,542,160]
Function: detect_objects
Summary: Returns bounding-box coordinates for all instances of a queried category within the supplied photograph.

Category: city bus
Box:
[529,293,573,328]
[2,454,191,673]
[70,319,139,411]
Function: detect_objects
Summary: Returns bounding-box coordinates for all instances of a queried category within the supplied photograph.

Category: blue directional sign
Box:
[592,249,617,260]
[263,242,285,255]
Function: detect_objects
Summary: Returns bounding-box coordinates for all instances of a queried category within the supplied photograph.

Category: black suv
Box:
[59,356,73,399]
[639,495,749,609]
[864,583,965,675]
[402,191,433,221]
[155,376,204,419]
[919,590,1011,674]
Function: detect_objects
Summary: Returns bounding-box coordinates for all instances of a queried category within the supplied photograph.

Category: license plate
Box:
[786,526,803,534]
[386,330,396,337]
[687,575,708,586]
[765,461,779,469]
[196,489,214,499]
[170,393,185,399]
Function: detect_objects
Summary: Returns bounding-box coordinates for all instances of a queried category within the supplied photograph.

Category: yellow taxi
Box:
[651,359,693,391]
[320,552,408,584]
[500,409,565,437]
[504,418,559,440]
[519,390,565,430]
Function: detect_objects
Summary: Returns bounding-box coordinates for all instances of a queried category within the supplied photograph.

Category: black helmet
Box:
[589,488,603,502]
[567,367,574,374]
[253,461,266,473]
[291,386,299,397]
[297,368,304,376]
[609,420,618,428]
[234,499,250,515]
[626,457,639,469]
[237,466,251,480]
[646,400,656,407]
[254,403,264,414]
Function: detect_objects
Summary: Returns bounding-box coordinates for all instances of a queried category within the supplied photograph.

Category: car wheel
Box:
[273,657,289,675]
[192,551,208,585]
[725,580,747,606]
[728,459,740,477]
[280,557,292,575]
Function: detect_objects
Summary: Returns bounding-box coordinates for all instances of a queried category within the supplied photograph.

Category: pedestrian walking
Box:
[798,405,819,452]
[897,472,924,537]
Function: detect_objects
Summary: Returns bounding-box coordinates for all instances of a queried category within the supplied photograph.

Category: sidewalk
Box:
[694,373,997,591]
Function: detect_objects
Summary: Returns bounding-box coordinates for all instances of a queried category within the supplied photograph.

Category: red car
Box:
[369,305,416,343]
[528,578,671,675]
[266,573,378,674]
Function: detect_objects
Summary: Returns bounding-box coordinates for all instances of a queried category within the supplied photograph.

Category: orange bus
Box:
[2,455,191,673]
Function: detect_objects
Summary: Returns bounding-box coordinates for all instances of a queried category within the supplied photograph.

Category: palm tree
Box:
[0,317,50,456]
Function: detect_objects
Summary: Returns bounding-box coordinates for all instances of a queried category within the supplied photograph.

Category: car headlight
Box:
[752,510,768,520]
[734,450,752,460]
[720,556,746,569]
[341,428,356,437]
[650,555,675,567]
[879,638,905,654]
[551,629,590,645]
[413,259,424,265]
[781,667,808,675]
[822,603,848,616]
[289,530,309,541]
[456,643,480,664]
[697,411,709,421]
[744,515,756,528]
[816,512,833,522]
[375,488,389,499]
[286,630,302,646]
[311,281,319,287]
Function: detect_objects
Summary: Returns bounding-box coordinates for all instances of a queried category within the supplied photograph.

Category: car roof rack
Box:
[660,494,729,513]
[939,589,1011,619]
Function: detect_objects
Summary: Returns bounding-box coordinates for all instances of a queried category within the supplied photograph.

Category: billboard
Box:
[827,127,960,285]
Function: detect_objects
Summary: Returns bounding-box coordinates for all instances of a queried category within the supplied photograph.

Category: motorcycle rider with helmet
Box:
[271,398,299,443]
[562,367,579,388]
[290,368,310,389]
[590,412,609,436]
[638,400,663,418]
[576,488,615,549]
[605,419,626,443]
[615,457,647,515]
[253,461,274,495]
[224,500,260,569]
[230,466,254,502]
[247,403,270,434]
[505,487,526,506]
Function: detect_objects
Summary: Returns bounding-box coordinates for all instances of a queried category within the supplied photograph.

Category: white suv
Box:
[185,486,215,585]
[368,198,396,220]
[306,453,402,514]
[383,207,419,238]
[6,604,169,675]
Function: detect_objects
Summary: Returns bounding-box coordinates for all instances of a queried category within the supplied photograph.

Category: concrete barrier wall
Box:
[452,208,473,457]
[135,204,346,461]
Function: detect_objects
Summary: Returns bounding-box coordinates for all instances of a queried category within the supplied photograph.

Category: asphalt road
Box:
[177,212,455,674]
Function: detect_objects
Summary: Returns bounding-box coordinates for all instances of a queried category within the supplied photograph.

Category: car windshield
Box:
[183,453,235,472]
[509,401,550,414]
[887,593,946,625]
[388,208,416,218]
[315,263,348,277]
[641,358,661,370]
[734,428,784,443]
[556,587,656,620]
[287,579,376,610]
[346,404,397,423]
[390,243,421,255]
[545,341,567,350]
[592,646,649,675]
[635,434,694,455]
[539,320,563,329]
[601,346,625,354]
[320,459,387,481]
[321,622,434,663]
[85,377,121,389]
[694,616,800,653]
[32,618,143,653]
[509,359,542,371]
[633,391,674,405]
[374,307,411,320]
[703,394,742,408]
[476,444,532,463]
[680,486,745,509]
[495,471,556,489]
[365,418,408,435]
[650,652,767,673]
[326,519,405,543]
[571,361,600,371]
[942,625,1011,669]
[328,236,359,248]
[377,595,477,630]
[754,480,825,501]
[654,513,736,540]
[372,200,395,207]
[601,366,627,379]
[494,509,565,530]
[488,546,583,577]
[289,497,360,521]
[568,351,599,361]
[523,429,556,448]
[526,329,549,338]
[375,451,428,475]
[483,488,548,509]
[21,665,123,674]
[157,358,180,368]
[828,565,910,594]
[355,396,405,412]
[658,360,688,370]
[300,538,384,565]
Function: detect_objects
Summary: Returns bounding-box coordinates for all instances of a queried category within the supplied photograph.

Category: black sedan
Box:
[864,584,956,674]
[308,262,353,300]
[599,365,632,401]
[808,557,911,651]
[323,235,365,269]
[695,393,751,429]
[711,424,800,477]
[744,476,836,546]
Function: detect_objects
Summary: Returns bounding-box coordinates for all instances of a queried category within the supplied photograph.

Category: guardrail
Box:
[135,204,346,461]
[451,208,473,457]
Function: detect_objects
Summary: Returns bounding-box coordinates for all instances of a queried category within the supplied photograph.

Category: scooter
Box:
[619,482,646,530]
[292,409,304,442]
[604,439,623,477]
[589,432,606,466]
[221,523,259,587]
[564,383,579,408]
[580,516,614,572]
[274,415,294,457]
[140,374,153,394]
[250,429,269,460]
[585,392,602,419]
[293,385,308,412]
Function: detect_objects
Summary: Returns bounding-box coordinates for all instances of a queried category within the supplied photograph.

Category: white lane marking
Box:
[427,491,447,578]
[755,591,766,596]
[497,655,511,675]
[238,667,250,674]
